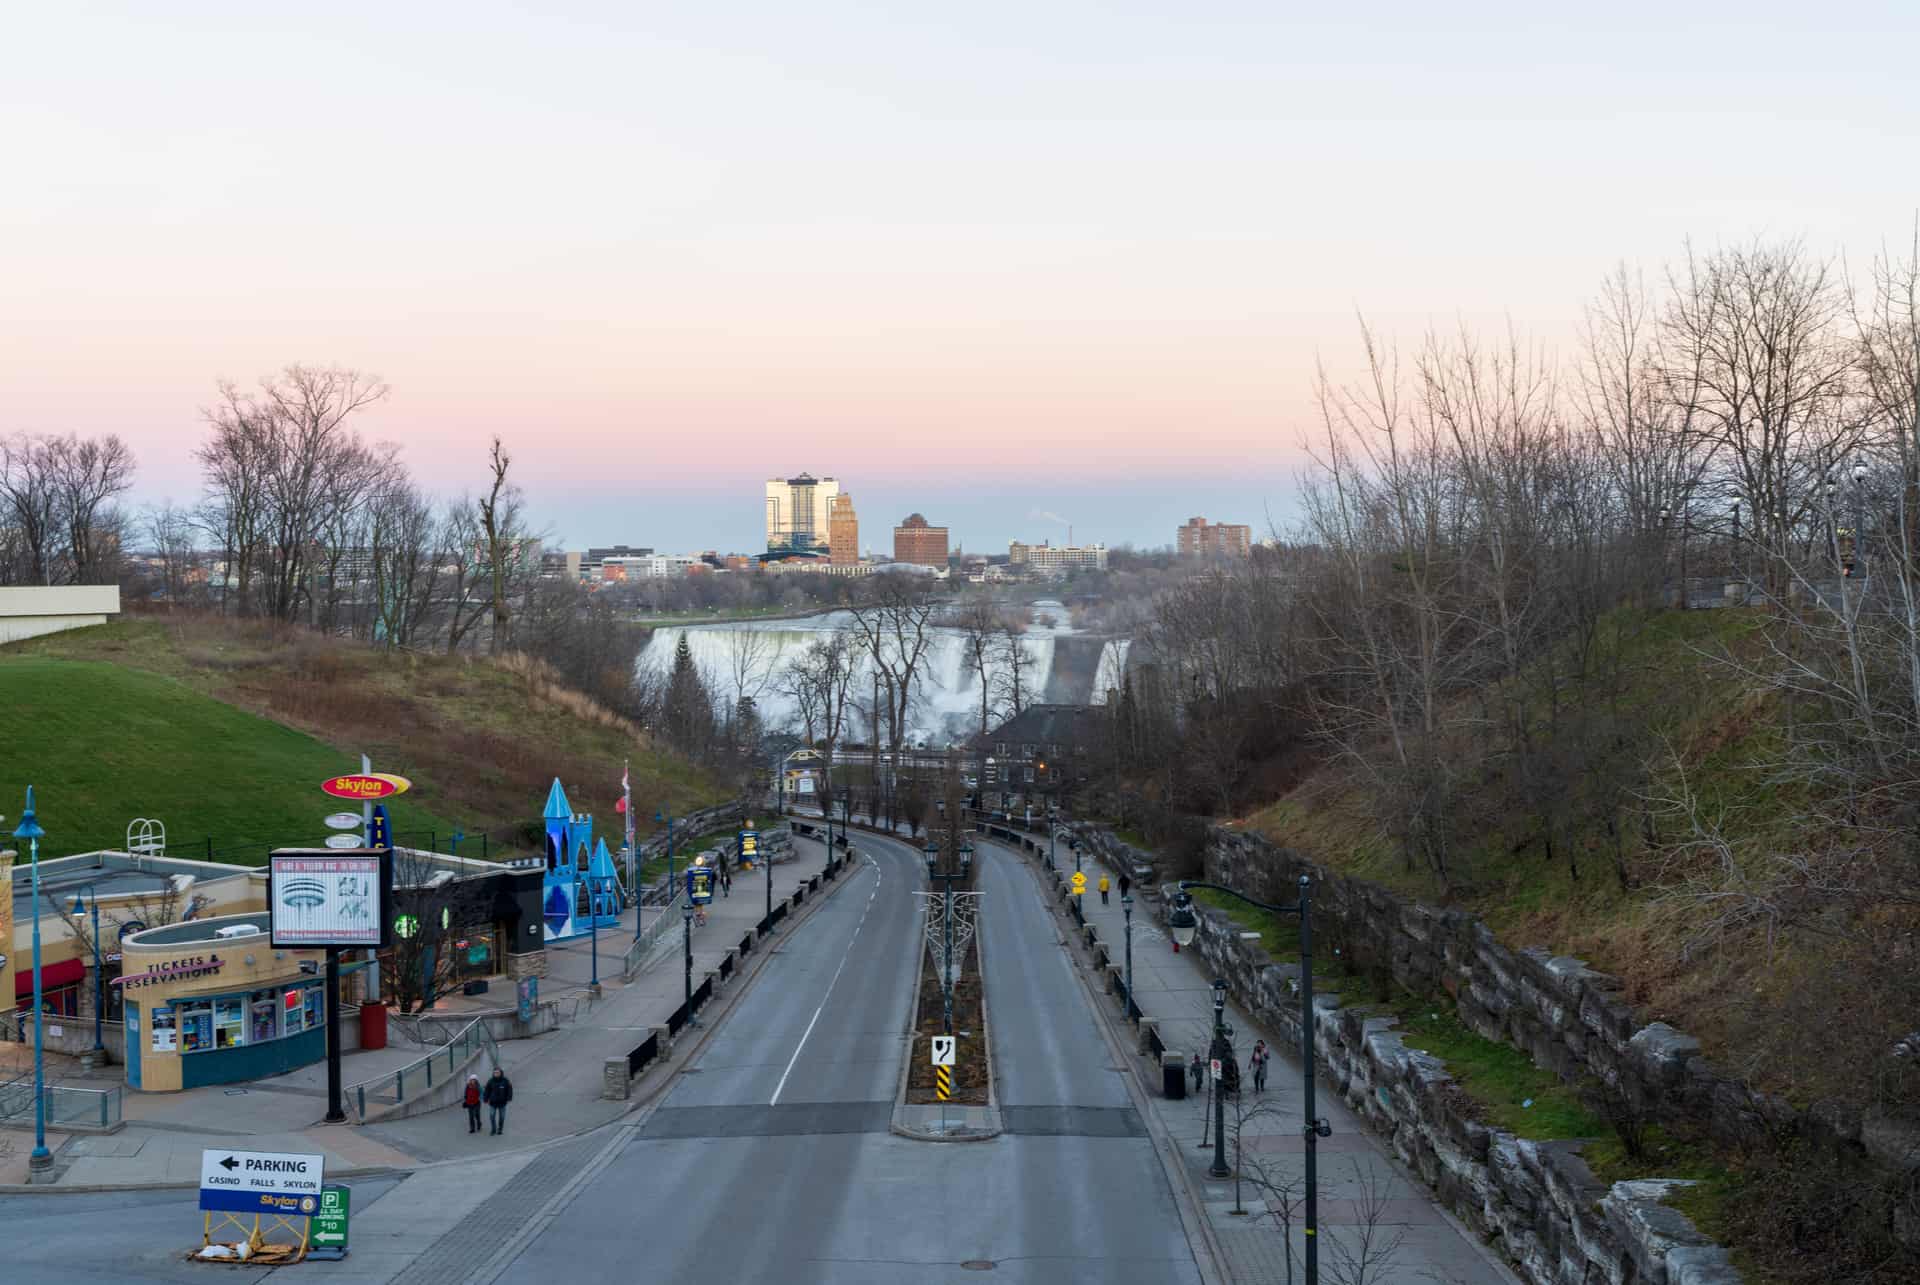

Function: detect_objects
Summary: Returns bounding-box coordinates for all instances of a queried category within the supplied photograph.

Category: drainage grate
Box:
[960,1261,996,1272]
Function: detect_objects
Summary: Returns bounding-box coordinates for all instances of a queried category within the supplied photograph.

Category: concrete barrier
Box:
[603,1057,629,1101]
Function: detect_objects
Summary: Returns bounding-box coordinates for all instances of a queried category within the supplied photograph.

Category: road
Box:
[491,828,1201,1285]
[0,828,1204,1284]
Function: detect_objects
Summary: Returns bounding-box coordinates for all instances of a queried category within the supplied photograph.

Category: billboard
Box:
[268,850,393,948]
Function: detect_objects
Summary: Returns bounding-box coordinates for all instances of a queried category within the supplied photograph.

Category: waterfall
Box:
[635,605,1128,744]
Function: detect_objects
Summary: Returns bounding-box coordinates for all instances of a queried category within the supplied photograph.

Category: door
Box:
[124,1001,141,1089]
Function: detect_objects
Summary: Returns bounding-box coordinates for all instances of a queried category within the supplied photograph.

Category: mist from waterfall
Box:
[635,600,1130,745]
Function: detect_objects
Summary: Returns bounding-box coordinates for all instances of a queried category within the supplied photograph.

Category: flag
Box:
[615,797,627,814]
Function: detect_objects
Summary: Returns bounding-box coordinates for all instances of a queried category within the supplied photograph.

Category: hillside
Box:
[1,614,729,862]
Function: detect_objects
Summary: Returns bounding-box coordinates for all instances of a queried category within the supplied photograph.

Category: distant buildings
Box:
[893,513,949,567]
[829,494,859,565]
[764,473,841,555]
[1008,540,1107,576]
[1176,517,1251,559]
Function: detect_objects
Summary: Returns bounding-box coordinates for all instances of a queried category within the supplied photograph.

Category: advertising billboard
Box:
[268,849,393,949]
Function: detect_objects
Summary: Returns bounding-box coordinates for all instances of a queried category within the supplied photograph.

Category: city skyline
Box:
[9,4,1918,552]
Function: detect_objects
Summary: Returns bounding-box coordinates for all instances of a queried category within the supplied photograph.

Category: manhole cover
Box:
[960,1261,996,1272]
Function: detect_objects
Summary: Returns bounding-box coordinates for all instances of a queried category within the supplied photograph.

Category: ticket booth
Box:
[118,913,327,1091]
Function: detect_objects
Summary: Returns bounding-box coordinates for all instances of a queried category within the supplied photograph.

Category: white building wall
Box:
[0,585,122,644]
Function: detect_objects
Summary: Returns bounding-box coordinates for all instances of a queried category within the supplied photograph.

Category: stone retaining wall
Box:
[1170,886,1741,1284]
[1199,829,1918,1186]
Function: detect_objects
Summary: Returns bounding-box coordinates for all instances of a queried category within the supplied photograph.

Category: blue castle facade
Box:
[540,779,622,941]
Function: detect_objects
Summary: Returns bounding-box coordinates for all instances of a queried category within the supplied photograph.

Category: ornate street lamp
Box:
[1169,876,1330,1284]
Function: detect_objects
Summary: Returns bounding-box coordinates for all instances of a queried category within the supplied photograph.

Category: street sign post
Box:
[1210,1058,1223,1082]
[687,865,714,905]
[1070,871,1087,896]
[930,1035,955,1067]
[309,1184,351,1259]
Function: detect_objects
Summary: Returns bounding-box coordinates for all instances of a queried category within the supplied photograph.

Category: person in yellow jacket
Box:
[1098,873,1110,905]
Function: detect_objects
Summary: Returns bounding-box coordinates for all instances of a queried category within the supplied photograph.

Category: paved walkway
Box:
[3,836,837,1189]
[1005,841,1518,1285]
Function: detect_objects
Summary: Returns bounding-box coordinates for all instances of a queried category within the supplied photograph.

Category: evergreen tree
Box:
[664,633,712,750]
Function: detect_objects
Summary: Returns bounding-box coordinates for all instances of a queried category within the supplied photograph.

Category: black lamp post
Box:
[1169,875,1328,1285]
[68,884,106,1056]
[682,897,697,1028]
[1121,891,1135,1019]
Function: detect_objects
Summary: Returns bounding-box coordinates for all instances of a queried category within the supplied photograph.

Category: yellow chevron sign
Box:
[935,1066,952,1102]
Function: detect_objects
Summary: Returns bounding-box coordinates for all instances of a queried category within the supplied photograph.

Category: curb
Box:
[0,841,863,1198]
[829,823,1003,1143]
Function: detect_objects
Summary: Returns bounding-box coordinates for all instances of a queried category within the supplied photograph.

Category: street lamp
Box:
[1121,892,1135,1020]
[68,885,107,1056]
[654,807,675,922]
[14,787,51,1174]
[1169,875,1329,1284]
[587,873,604,995]
[682,898,699,1029]
[1208,977,1230,1177]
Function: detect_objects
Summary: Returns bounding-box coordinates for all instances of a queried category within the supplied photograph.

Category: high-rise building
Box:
[829,494,859,564]
[1176,517,1251,559]
[764,474,841,554]
[1008,540,1107,575]
[892,513,949,568]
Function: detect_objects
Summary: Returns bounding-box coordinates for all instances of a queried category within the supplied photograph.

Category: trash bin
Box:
[1162,1051,1187,1100]
[358,1002,388,1051]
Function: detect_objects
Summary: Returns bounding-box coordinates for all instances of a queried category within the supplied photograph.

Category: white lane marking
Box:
[769,854,884,1106]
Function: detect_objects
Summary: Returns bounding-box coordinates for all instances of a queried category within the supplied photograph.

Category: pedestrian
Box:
[1098,873,1110,905]
[1251,1040,1269,1093]
[1119,873,1131,900]
[483,1067,513,1136]
[463,1074,482,1133]
[1189,1047,1205,1095]
[721,865,731,897]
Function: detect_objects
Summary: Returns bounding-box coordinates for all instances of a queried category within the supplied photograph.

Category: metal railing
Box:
[346,1014,488,1121]
[623,882,684,980]
[0,1075,122,1129]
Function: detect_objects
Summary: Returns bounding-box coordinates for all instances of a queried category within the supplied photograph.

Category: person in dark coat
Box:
[1118,873,1131,900]
[483,1067,514,1136]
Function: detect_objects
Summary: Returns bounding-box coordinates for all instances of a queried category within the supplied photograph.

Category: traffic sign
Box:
[935,1066,952,1102]
[1210,1058,1222,1082]
[310,1184,351,1257]
[1070,871,1087,895]
[930,1035,955,1067]
[198,1148,325,1215]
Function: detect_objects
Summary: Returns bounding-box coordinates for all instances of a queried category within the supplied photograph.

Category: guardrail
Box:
[626,1031,660,1078]
[0,1077,123,1130]
[622,881,685,981]
[346,1014,489,1122]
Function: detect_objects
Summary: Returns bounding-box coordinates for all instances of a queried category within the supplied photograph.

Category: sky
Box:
[5,2,1919,552]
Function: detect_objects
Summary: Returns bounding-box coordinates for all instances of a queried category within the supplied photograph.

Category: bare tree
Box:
[143,500,203,607]
[1323,1159,1409,1285]
[477,436,522,651]
[1662,240,1861,593]
[951,599,1005,740]
[991,616,1036,720]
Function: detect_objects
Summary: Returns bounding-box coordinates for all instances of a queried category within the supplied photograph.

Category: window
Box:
[214,998,245,1049]
[249,989,279,1043]
[283,987,307,1035]
[178,1001,213,1053]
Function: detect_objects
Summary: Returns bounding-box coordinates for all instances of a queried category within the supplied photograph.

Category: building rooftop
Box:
[9,851,252,923]
[125,911,270,948]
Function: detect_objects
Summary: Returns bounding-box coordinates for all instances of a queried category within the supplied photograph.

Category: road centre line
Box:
[769,854,883,1106]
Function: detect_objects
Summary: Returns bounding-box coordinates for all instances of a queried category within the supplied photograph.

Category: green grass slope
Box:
[2,656,456,858]
[3,614,731,863]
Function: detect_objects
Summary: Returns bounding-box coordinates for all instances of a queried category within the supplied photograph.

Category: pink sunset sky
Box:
[5,2,1918,550]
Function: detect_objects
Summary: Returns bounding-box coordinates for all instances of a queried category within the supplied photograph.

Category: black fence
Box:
[197,826,501,865]
[718,952,734,982]
[627,1031,659,1077]
[738,930,754,958]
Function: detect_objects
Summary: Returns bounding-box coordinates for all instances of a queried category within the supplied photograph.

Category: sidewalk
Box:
[4,835,839,1189]
[1012,842,1517,1285]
